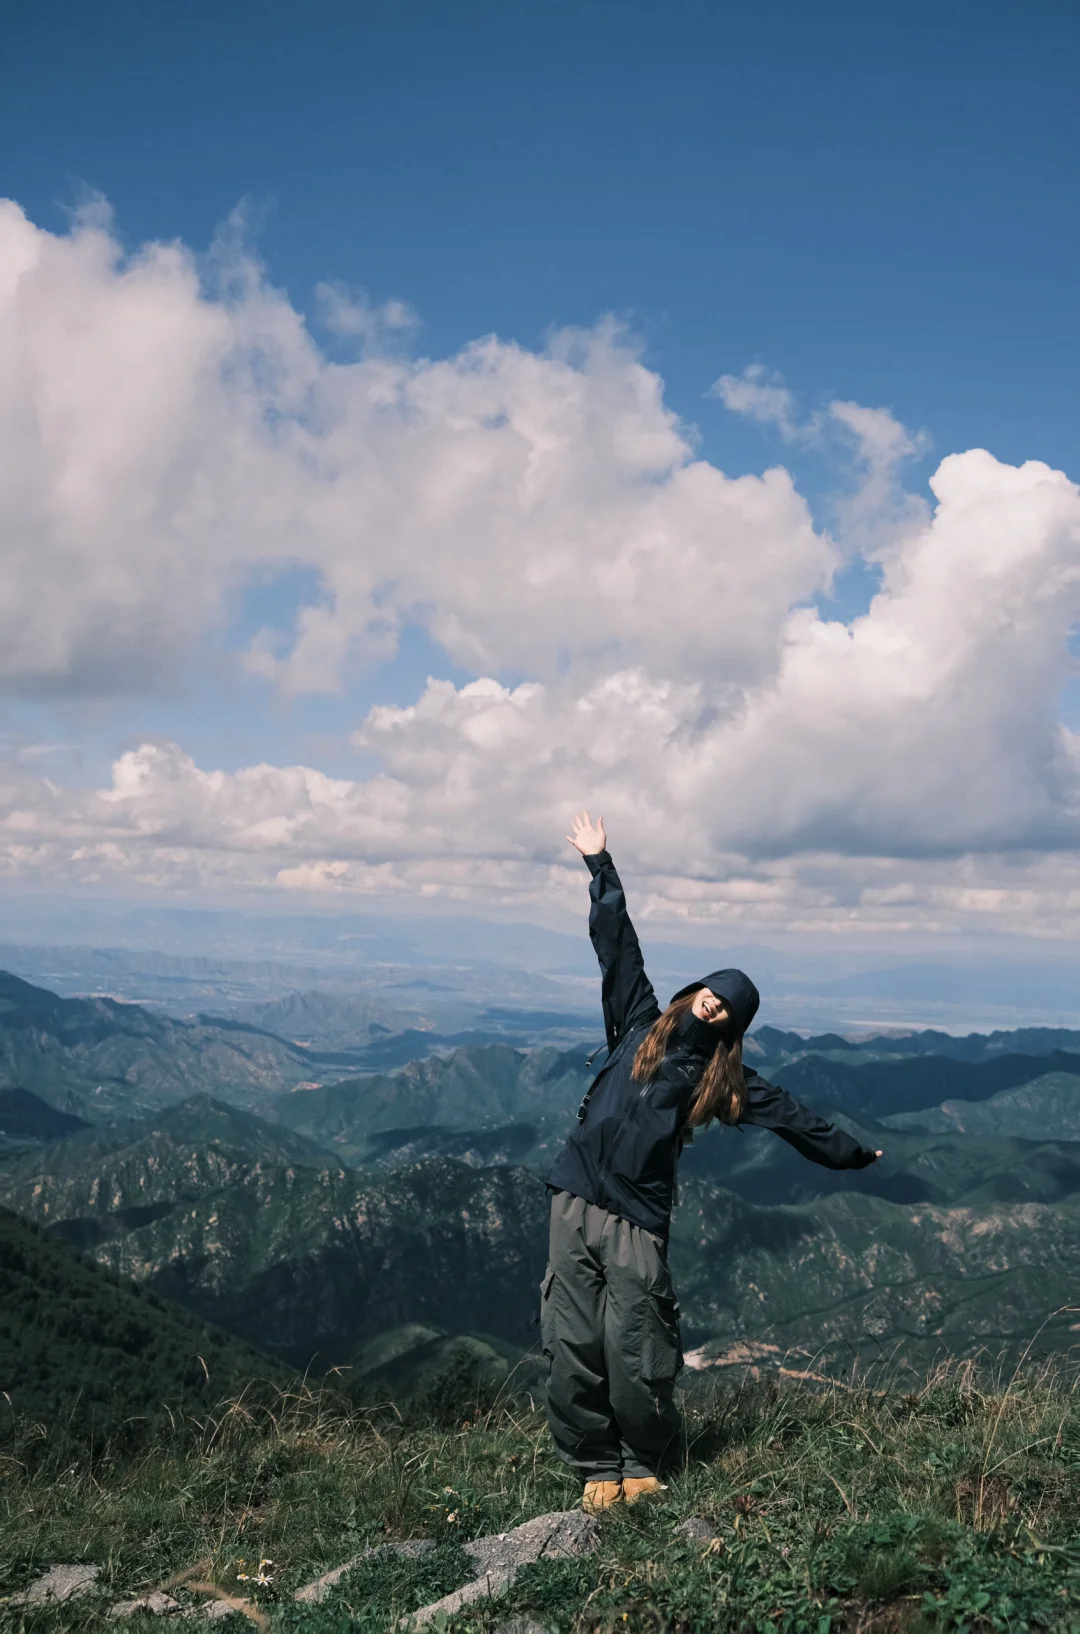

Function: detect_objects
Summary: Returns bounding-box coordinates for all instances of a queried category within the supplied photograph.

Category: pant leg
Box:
[600,1215,683,1479]
[542,1191,622,1480]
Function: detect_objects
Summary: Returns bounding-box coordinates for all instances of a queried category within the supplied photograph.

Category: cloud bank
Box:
[3,200,1080,941]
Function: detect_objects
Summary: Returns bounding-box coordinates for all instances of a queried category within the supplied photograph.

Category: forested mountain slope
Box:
[0,1099,548,1367]
[0,1094,344,1230]
[671,1178,1080,1368]
[772,1049,1080,1121]
[751,1023,1080,1070]
[883,1068,1080,1139]
[0,1206,285,1451]
[270,1043,590,1161]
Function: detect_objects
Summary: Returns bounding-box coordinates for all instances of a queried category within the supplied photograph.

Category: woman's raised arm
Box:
[567,812,661,1052]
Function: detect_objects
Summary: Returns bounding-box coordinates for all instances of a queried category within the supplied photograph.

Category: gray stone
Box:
[464,1509,598,1578]
[401,1508,599,1629]
[8,1564,101,1606]
[183,1600,242,1622]
[402,1567,515,1627]
[107,1591,182,1617]
[675,1516,720,1543]
[492,1621,559,1634]
[293,1538,437,1604]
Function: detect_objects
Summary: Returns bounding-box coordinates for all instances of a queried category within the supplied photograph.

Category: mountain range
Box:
[0,1094,548,1369]
[884,1069,1080,1139]
[0,968,377,1120]
[269,1042,589,1164]
[4,965,1080,1404]
[0,966,600,1125]
[6,1081,1080,1380]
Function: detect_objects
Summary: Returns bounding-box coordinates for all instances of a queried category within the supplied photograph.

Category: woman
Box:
[543,813,882,1513]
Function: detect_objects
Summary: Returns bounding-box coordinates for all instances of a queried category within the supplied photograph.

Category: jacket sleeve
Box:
[739,1071,877,1169]
[584,851,662,1051]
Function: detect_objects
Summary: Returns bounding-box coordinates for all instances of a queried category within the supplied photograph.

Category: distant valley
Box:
[0,966,598,1127]
[0,969,375,1121]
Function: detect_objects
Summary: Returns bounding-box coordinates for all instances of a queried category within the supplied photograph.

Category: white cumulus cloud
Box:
[0,201,834,699]
[2,200,1080,942]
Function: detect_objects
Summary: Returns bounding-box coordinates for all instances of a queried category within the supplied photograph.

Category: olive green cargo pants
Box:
[541,1190,683,1481]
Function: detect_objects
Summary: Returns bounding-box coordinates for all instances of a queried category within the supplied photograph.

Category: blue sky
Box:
[3,0,1080,952]
[5,0,1079,771]
[8,0,1078,471]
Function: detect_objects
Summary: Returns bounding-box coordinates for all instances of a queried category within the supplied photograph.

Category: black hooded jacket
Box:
[547,851,877,1239]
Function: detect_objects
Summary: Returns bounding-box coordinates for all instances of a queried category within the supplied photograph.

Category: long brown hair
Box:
[631,993,746,1128]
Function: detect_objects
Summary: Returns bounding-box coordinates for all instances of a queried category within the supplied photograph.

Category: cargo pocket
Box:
[539,1266,556,1366]
[642,1289,683,1386]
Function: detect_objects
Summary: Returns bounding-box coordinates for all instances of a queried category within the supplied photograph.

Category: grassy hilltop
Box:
[2,1358,1080,1631]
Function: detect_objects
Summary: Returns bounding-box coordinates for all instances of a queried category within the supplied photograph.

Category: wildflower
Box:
[446,1510,460,1525]
[237,1559,276,1587]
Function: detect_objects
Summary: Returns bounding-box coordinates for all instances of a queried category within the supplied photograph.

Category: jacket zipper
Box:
[596,1052,699,1199]
[596,1075,651,1191]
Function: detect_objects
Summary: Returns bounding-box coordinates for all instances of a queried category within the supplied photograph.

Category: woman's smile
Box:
[691,987,728,1026]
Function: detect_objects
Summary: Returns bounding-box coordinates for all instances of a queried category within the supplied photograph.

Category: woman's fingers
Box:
[566,809,605,852]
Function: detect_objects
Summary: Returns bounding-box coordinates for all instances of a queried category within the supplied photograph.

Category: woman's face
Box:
[691,987,729,1026]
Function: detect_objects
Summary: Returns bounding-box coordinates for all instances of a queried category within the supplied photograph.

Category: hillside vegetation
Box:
[0,1206,285,1454]
[0,1097,548,1367]
[2,1358,1080,1630]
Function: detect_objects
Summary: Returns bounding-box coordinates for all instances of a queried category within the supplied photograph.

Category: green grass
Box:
[3,1350,1080,1633]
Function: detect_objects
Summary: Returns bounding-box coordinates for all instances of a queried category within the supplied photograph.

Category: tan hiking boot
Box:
[582,1479,623,1513]
[622,1476,667,1504]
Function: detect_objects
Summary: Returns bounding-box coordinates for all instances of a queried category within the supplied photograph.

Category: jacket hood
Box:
[669,968,760,1039]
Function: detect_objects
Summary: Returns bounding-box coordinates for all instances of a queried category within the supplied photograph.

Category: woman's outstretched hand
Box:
[567,810,607,856]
